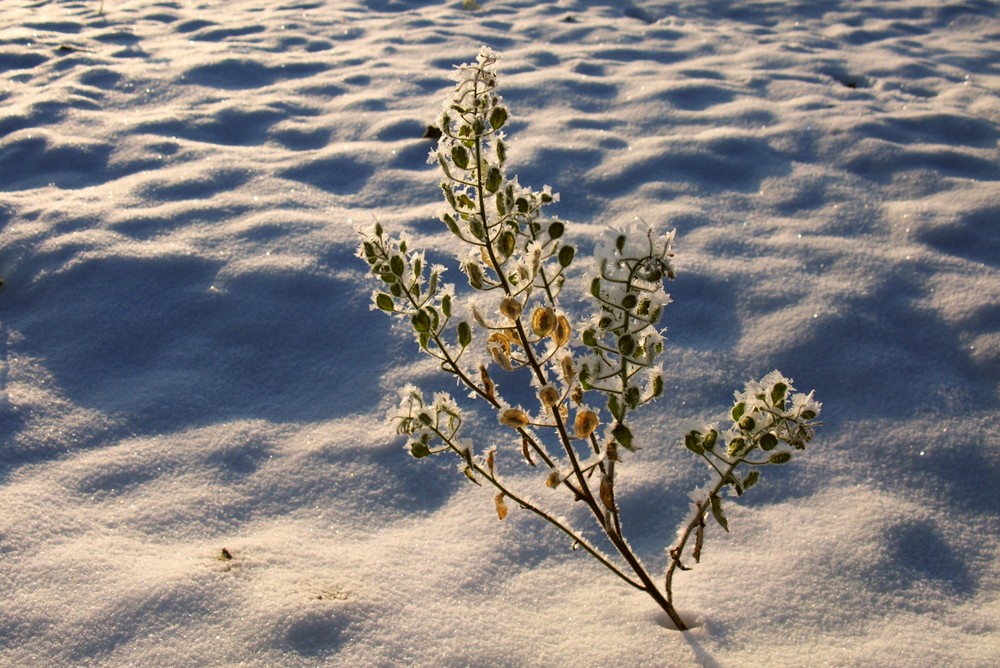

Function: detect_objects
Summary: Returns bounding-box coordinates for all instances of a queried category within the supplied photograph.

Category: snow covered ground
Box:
[1,0,998,665]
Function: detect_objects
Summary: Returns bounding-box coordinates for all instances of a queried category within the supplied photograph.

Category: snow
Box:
[1,0,999,665]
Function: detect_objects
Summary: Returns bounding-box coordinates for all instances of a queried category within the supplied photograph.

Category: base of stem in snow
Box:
[652,607,702,631]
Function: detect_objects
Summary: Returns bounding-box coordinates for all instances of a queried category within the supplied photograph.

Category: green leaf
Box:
[558,245,574,268]
[390,255,405,277]
[470,218,486,241]
[375,293,394,311]
[612,423,634,451]
[621,293,638,309]
[441,183,458,209]
[451,145,470,169]
[608,395,623,421]
[485,166,503,193]
[684,431,704,455]
[412,311,431,333]
[770,382,787,407]
[651,373,664,399]
[489,106,508,131]
[727,437,748,458]
[458,321,472,348]
[743,470,760,490]
[496,138,506,164]
[409,441,431,458]
[731,401,746,422]
[769,452,792,464]
[759,432,778,451]
[590,277,601,298]
[466,262,484,290]
[582,328,597,347]
[548,222,564,239]
[624,385,640,409]
[709,494,729,532]
[441,294,451,317]
[498,230,515,258]
[618,334,635,356]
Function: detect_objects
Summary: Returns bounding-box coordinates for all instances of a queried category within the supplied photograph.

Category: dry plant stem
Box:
[665,457,741,610]
[459,65,690,629]
[421,420,643,590]
[500,287,690,630]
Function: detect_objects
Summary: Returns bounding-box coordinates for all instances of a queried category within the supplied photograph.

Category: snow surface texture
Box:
[2,0,999,665]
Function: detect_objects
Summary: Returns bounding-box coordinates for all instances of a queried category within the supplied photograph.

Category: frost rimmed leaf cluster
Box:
[356,47,821,632]
[580,225,675,452]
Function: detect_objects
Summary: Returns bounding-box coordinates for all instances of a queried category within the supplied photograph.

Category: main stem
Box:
[463,78,689,631]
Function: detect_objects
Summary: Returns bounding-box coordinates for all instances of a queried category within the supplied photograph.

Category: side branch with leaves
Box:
[356,47,821,632]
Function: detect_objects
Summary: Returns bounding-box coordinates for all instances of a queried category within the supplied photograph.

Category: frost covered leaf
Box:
[709,494,729,532]
[451,145,470,169]
[485,166,503,193]
[489,106,507,131]
[375,293,394,311]
[458,321,472,348]
[412,311,431,333]
[612,423,634,450]
[409,440,431,458]
[684,431,704,455]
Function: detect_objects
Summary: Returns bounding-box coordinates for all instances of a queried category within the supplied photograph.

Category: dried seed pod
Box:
[531,306,556,337]
[560,355,575,383]
[479,365,495,401]
[494,492,509,520]
[574,410,599,438]
[599,475,615,510]
[499,296,522,320]
[538,385,560,409]
[487,332,513,370]
[500,408,530,429]
[553,315,571,347]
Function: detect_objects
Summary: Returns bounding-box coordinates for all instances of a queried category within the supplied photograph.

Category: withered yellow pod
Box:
[574,410,599,439]
[531,306,556,337]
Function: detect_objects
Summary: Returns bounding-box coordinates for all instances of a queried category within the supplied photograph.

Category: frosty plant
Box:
[357,47,821,631]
